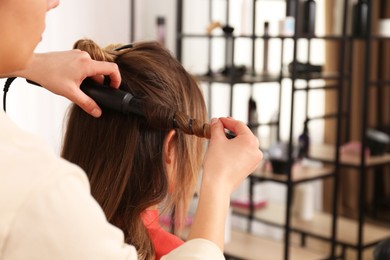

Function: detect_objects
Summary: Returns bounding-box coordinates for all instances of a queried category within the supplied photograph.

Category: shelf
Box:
[196,71,342,85]
[178,33,280,40]
[309,144,390,168]
[251,164,334,184]
[224,229,327,260]
[196,73,280,84]
[287,71,342,81]
[178,33,390,41]
[233,202,390,248]
[161,217,326,259]
[177,1,389,259]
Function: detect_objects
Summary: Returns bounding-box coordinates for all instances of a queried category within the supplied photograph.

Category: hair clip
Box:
[114,44,134,51]
[188,118,194,134]
[173,113,178,129]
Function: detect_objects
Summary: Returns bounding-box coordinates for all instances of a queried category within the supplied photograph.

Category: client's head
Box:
[61,39,207,259]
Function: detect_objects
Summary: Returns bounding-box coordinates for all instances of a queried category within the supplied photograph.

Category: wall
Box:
[0,0,130,153]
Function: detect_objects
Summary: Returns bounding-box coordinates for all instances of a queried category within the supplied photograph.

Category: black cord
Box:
[3,77,17,112]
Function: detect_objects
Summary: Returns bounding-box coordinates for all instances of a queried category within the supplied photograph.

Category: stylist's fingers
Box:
[220,117,256,138]
[206,117,262,184]
[87,60,121,88]
[221,117,262,168]
[70,88,102,118]
[209,117,226,140]
[71,55,120,117]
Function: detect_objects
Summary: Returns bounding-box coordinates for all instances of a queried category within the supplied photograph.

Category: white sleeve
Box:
[161,239,224,260]
[2,171,138,260]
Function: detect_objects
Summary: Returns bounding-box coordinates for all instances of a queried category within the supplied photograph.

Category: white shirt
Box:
[0,110,223,259]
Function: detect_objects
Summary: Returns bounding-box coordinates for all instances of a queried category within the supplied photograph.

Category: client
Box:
[62,39,208,260]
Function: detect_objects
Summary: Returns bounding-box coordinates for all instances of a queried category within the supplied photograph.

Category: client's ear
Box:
[164,130,177,192]
[164,130,176,164]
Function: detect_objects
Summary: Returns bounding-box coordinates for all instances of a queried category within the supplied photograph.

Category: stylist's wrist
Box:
[201,172,231,199]
[189,170,231,249]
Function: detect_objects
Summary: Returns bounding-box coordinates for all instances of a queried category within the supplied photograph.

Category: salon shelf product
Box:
[302,0,316,36]
[248,97,258,134]
[352,0,368,37]
[156,16,166,46]
[298,121,310,159]
[263,22,270,74]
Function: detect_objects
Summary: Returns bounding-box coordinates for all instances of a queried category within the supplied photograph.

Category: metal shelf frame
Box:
[175,0,390,259]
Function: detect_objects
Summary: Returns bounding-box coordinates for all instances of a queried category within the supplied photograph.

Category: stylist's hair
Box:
[61,39,207,259]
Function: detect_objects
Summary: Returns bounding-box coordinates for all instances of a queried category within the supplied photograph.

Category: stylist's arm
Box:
[9,51,120,118]
[164,117,262,259]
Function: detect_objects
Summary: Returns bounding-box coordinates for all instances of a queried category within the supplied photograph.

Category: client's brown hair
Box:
[61,39,207,259]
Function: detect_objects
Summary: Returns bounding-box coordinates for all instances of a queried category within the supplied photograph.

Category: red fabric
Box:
[141,210,184,260]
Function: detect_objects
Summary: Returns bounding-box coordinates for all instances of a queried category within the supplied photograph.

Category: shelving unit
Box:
[233,202,390,254]
[309,144,390,168]
[225,230,327,260]
[162,224,328,260]
[251,163,334,184]
[175,0,390,259]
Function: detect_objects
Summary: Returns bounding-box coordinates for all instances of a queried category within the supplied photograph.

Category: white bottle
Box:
[279,17,295,37]
[292,183,314,221]
[240,0,251,35]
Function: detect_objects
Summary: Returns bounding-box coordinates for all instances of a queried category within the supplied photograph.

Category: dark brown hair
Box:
[61,39,207,259]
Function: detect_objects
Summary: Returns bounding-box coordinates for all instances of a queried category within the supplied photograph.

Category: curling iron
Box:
[80,78,144,117]
[80,79,235,139]
[3,77,235,139]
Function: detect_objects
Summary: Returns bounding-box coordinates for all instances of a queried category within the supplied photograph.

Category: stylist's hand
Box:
[15,51,121,118]
[188,117,262,250]
[203,117,263,194]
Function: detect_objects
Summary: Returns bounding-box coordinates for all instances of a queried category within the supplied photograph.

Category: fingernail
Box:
[92,108,102,118]
[211,118,219,125]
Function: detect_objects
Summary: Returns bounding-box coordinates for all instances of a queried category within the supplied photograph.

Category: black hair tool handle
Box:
[80,79,144,117]
[25,78,143,116]
[225,129,236,139]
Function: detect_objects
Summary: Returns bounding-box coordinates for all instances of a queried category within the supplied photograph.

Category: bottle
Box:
[240,0,251,35]
[223,26,234,70]
[298,121,310,159]
[263,22,269,74]
[352,0,368,37]
[285,0,296,17]
[279,17,295,37]
[156,16,166,46]
[292,183,314,221]
[302,0,316,36]
[280,0,296,36]
[248,97,258,133]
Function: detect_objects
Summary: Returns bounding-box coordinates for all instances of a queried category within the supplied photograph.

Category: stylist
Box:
[0,0,262,259]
